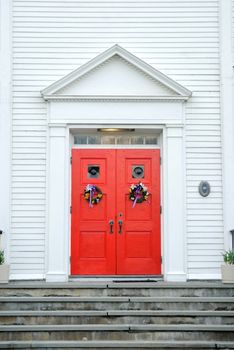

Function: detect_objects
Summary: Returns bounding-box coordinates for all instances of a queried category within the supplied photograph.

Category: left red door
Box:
[71,149,116,275]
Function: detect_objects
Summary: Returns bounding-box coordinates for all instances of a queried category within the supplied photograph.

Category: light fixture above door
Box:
[97,128,135,132]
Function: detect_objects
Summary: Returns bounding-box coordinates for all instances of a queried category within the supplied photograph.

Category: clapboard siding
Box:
[11,0,222,277]
[233,0,234,62]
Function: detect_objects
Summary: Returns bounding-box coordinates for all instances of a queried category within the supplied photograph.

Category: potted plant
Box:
[221,250,234,283]
[0,250,9,283]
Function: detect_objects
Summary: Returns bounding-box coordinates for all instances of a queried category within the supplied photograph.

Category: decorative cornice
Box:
[41,44,192,100]
[43,94,189,102]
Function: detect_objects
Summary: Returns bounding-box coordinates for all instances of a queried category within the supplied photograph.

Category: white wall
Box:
[233,0,234,62]
[0,0,12,262]
[220,0,234,257]
[11,0,223,279]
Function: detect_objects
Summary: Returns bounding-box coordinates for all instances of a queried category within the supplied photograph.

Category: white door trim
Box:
[45,122,187,282]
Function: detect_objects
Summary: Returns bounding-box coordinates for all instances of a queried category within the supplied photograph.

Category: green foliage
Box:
[0,250,4,265]
[223,250,234,265]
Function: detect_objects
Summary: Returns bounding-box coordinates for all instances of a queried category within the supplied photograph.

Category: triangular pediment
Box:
[41,45,191,101]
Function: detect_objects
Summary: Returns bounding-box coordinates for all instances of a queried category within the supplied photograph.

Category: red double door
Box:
[71,149,161,275]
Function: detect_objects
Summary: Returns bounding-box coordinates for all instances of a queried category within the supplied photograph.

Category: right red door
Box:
[116,149,161,274]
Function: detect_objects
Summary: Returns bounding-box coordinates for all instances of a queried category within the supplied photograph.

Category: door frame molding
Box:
[42,46,190,282]
[45,123,187,282]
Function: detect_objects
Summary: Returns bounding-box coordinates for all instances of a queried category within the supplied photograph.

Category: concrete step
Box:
[0,310,234,325]
[0,283,233,348]
[0,324,234,341]
[0,296,233,311]
[0,340,234,349]
[1,282,234,297]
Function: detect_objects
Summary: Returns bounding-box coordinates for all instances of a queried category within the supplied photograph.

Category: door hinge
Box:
[160,157,162,165]
[70,156,72,165]
[160,205,162,214]
[70,206,72,214]
[161,256,163,264]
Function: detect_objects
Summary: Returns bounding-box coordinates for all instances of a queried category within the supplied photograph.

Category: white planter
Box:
[221,264,234,284]
[0,264,9,283]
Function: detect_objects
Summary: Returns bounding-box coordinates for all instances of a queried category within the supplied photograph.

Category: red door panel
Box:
[71,149,161,275]
[116,150,161,274]
[71,149,116,275]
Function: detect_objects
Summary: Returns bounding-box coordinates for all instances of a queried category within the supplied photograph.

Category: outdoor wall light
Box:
[97,128,135,132]
[199,181,211,197]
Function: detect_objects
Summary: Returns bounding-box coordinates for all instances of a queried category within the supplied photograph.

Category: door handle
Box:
[118,220,123,234]
[109,220,114,234]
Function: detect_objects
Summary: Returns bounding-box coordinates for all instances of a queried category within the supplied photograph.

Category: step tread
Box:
[0,340,234,348]
[1,324,234,331]
[108,282,234,289]
[0,296,233,302]
[0,296,129,302]
[1,281,234,289]
[131,296,234,302]
[0,310,234,316]
[107,310,234,316]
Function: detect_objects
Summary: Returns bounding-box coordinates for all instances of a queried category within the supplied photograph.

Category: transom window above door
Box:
[74,133,158,146]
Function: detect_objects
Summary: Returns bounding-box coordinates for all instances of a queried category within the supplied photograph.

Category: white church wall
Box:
[10,0,223,279]
[220,0,234,255]
[0,0,12,264]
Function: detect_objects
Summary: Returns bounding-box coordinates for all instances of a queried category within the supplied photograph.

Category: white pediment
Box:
[41,45,191,101]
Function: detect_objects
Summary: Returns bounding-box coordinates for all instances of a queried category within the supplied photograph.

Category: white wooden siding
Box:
[12,0,222,278]
[233,0,234,62]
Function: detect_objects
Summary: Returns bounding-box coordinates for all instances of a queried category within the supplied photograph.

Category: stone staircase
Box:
[0,281,233,349]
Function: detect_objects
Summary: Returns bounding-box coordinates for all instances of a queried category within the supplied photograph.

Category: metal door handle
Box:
[109,220,114,234]
[118,220,123,234]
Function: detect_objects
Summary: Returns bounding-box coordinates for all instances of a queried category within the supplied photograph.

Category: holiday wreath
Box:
[129,182,149,207]
[84,184,103,207]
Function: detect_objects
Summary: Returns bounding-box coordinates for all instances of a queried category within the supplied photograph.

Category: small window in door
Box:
[88,165,100,178]
[132,165,144,178]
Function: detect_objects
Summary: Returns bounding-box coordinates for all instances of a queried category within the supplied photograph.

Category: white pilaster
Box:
[0,0,12,259]
[46,125,68,282]
[219,0,234,249]
[164,126,187,282]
